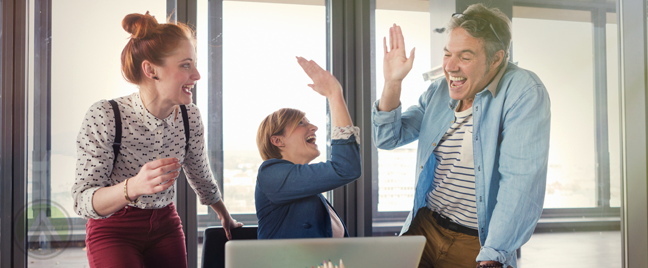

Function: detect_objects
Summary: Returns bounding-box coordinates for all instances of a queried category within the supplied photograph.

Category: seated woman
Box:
[255,57,361,239]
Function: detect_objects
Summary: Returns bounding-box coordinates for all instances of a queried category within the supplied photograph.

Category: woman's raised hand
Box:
[383,24,415,83]
[127,157,181,200]
[297,56,352,128]
[313,259,345,268]
[296,56,342,99]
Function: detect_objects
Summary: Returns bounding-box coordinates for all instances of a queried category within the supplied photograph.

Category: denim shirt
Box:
[372,63,550,268]
[255,135,362,239]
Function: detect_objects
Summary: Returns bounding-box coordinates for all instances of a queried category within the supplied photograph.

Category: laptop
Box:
[225,236,426,268]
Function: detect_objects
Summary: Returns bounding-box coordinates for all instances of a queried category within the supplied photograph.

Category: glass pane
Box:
[513,11,596,208]
[26,0,166,266]
[606,16,621,208]
[0,0,3,264]
[196,0,327,266]
[374,4,431,213]
[513,4,621,268]
[513,7,620,209]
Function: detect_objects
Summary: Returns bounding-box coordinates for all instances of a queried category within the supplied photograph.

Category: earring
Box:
[153,76,159,80]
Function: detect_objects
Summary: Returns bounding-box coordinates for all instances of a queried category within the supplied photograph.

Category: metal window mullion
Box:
[168,1,198,267]
[208,0,224,221]
[32,0,51,218]
[353,0,373,237]
[0,0,15,266]
[2,0,29,267]
[329,0,373,237]
[330,0,347,227]
[13,0,28,265]
[341,0,357,237]
[167,0,177,22]
[593,7,611,208]
[618,0,648,267]
[513,0,616,12]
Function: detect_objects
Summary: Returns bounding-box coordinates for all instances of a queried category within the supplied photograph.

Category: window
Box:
[195,0,327,265]
[26,0,167,265]
[372,1,431,235]
[9,0,642,267]
[196,0,327,216]
[512,6,620,209]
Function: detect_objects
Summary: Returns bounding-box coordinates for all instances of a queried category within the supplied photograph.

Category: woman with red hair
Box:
[71,12,241,268]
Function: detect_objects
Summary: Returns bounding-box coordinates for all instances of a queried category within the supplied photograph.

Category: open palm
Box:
[383,24,415,82]
[297,56,342,98]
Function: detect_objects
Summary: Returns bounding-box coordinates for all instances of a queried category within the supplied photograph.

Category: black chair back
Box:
[201,226,258,268]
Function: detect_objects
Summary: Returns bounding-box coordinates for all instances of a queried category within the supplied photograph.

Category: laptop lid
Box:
[225,236,426,268]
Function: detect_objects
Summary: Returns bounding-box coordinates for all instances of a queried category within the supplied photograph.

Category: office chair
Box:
[200,225,258,268]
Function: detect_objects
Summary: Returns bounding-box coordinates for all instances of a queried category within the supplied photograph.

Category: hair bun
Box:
[122,11,159,39]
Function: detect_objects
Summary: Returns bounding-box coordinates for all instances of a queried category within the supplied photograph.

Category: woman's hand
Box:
[220,215,244,240]
[296,56,342,99]
[313,259,345,268]
[296,56,353,128]
[383,24,415,83]
[127,157,181,200]
[211,200,244,240]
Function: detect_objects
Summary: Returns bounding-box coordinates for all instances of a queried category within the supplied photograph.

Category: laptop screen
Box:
[225,236,426,268]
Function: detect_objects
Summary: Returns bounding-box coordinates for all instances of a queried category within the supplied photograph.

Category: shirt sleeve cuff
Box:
[476,247,515,268]
[200,189,223,206]
[372,99,402,125]
[80,186,107,219]
[331,126,361,144]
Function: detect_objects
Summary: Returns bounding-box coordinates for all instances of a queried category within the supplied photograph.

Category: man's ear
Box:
[142,60,158,80]
[491,50,505,69]
[270,136,284,147]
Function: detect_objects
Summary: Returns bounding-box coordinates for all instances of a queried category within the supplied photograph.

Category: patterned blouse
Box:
[71,92,221,219]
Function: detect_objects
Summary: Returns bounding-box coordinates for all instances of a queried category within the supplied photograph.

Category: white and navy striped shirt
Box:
[426,107,477,229]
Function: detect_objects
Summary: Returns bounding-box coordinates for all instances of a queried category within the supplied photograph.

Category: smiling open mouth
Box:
[182,84,194,94]
[306,135,316,144]
[449,76,466,88]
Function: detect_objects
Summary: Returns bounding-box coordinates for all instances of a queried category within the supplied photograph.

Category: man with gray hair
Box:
[372,3,550,268]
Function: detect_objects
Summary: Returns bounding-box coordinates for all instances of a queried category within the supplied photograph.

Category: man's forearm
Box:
[378,80,403,111]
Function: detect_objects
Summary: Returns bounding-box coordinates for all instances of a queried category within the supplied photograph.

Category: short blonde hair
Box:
[256,108,305,161]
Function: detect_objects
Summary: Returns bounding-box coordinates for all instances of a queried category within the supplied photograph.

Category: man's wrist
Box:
[476,261,502,268]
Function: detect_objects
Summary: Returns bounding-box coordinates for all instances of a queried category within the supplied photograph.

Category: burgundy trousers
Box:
[85,203,187,268]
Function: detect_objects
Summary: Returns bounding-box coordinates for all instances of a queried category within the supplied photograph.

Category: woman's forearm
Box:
[328,91,353,128]
[210,200,232,220]
[91,180,132,216]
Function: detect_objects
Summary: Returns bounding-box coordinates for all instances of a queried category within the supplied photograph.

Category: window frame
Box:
[370,0,623,235]
[4,0,648,267]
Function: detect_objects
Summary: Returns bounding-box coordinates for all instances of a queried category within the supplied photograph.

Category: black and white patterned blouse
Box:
[71,92,221,219]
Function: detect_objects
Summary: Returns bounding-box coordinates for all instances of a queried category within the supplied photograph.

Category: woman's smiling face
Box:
[154,39,201,106]
[276,117,320,165]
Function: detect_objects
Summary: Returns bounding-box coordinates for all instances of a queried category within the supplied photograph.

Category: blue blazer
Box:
[255,135,362,239]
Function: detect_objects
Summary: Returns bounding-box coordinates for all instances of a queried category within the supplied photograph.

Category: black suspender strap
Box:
[180,105,190,152]
[108,100,122,166]
[109,100,189,167]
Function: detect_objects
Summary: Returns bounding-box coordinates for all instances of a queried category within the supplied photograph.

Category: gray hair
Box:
[447,3,511,69]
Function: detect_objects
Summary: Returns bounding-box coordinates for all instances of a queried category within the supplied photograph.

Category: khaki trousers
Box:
[403,208,481,268]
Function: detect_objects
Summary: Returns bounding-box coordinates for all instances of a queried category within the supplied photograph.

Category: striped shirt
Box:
[426,107,477,229]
